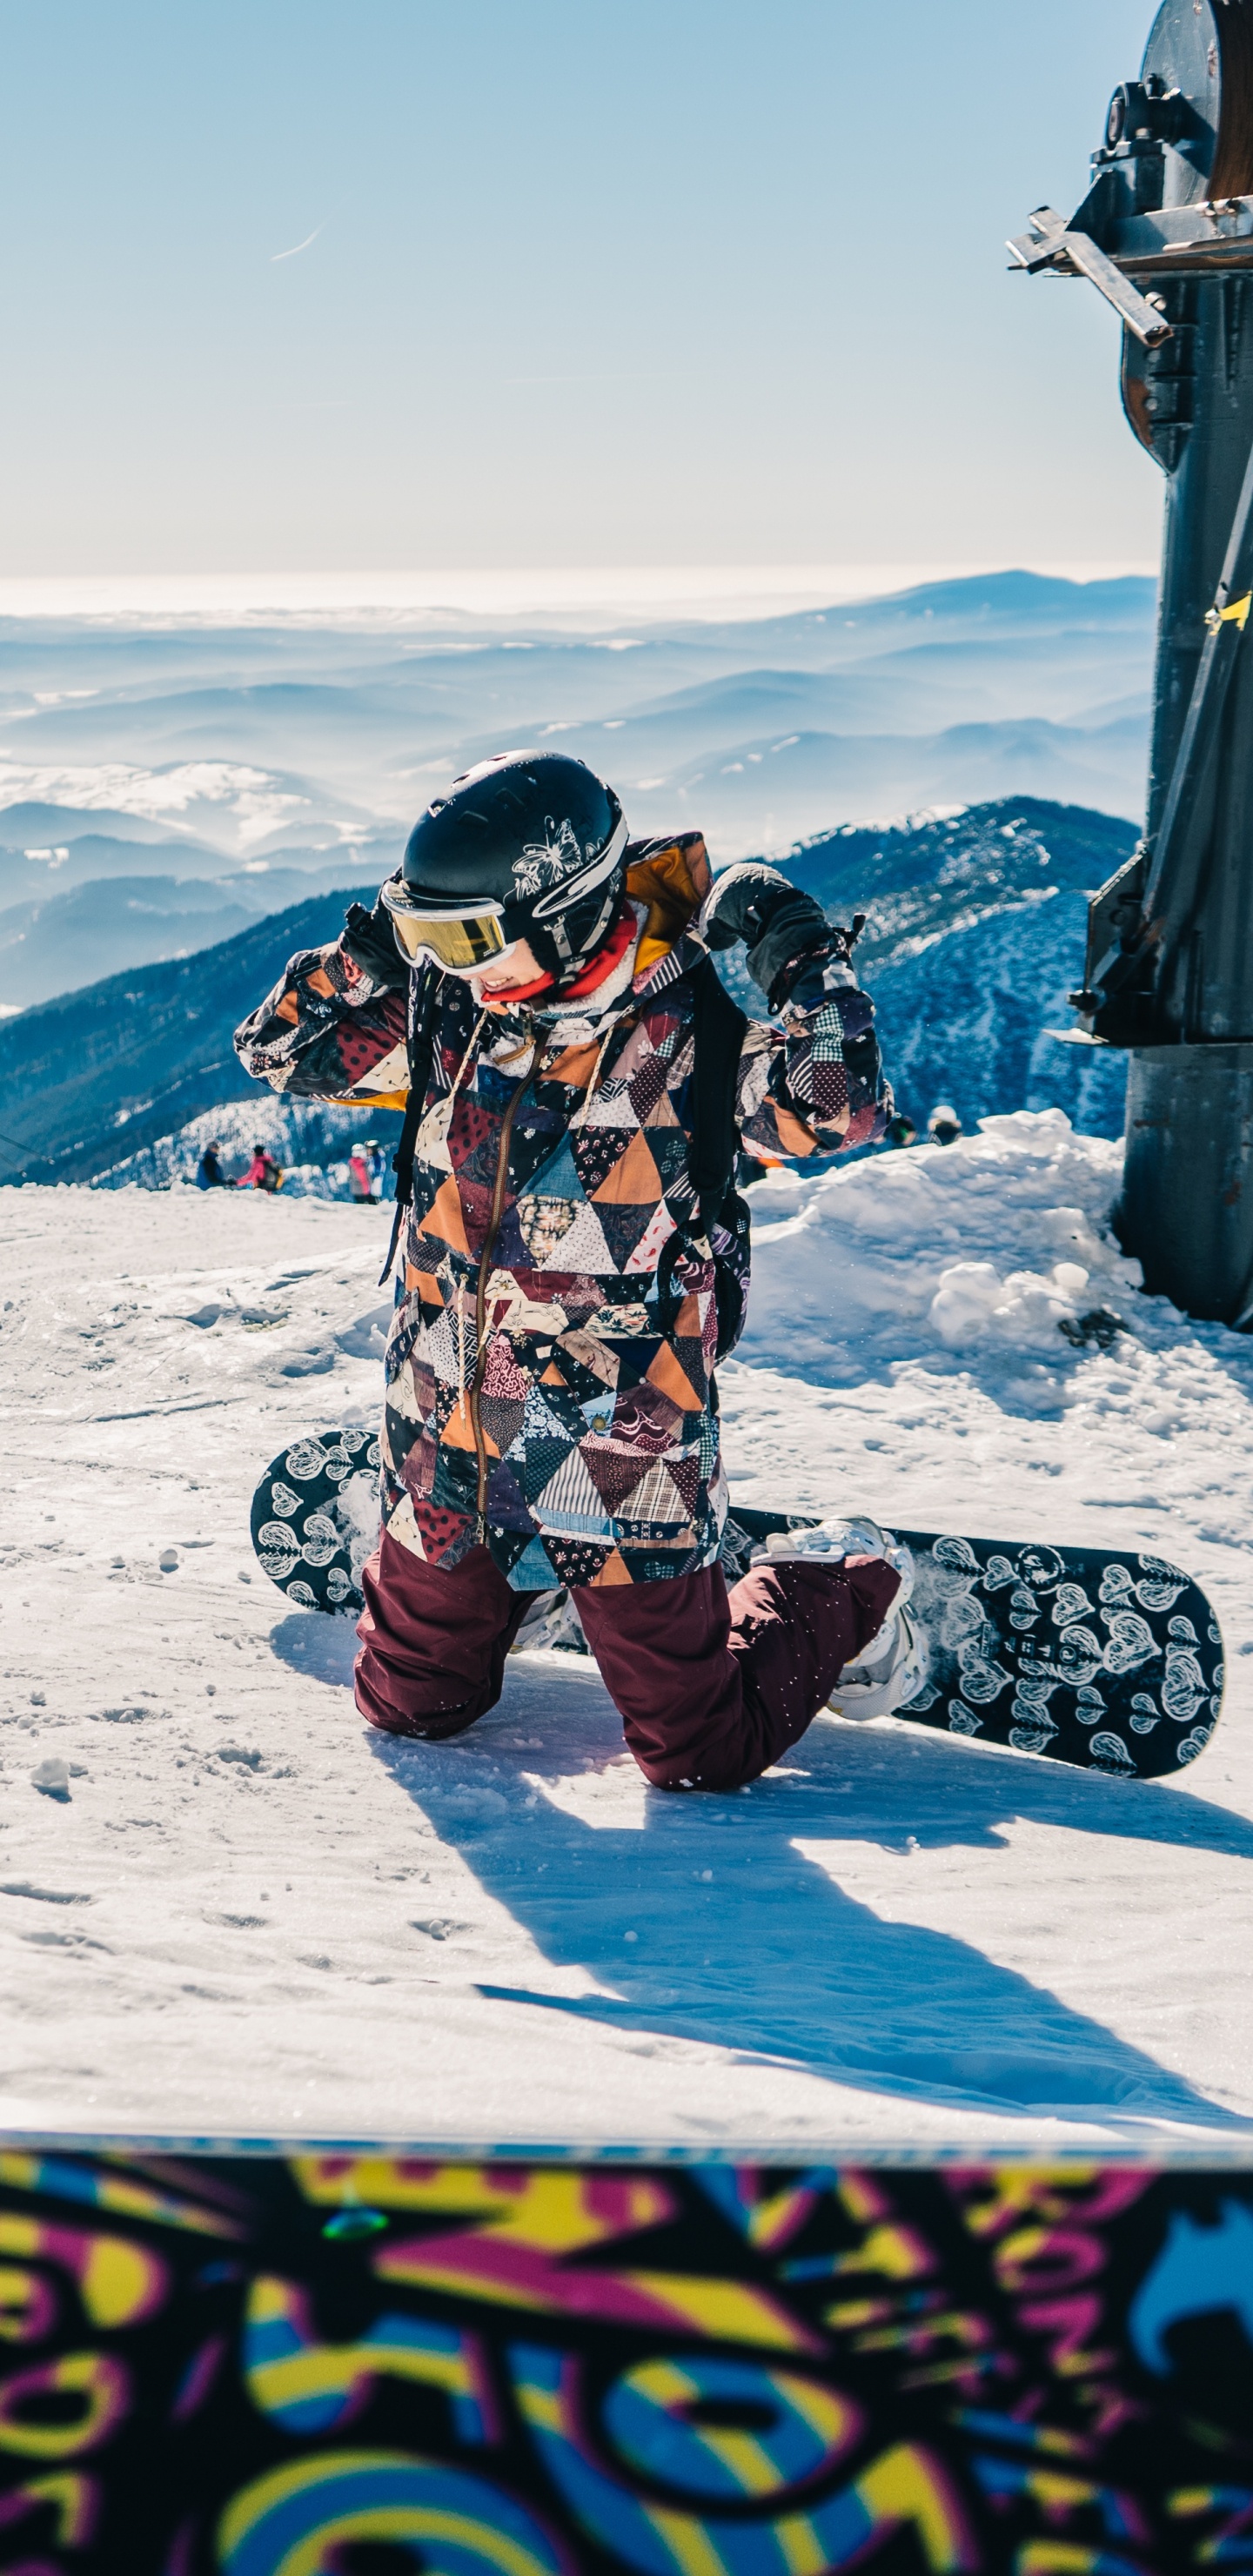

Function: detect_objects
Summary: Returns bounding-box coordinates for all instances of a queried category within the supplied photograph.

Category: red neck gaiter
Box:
[483,903,637,1010]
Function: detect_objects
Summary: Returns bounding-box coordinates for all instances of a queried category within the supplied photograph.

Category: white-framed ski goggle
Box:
[379,813,629,974]
[380,881,517,975]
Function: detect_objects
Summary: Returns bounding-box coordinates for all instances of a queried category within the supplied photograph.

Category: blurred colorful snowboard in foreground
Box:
[2,2148,1252,2571]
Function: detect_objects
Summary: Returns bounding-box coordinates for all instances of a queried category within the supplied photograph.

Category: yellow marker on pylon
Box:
[1205,589,1253,633]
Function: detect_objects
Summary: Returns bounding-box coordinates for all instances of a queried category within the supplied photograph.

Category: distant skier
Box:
[885,1112,918,1150]
[238,1144,284,1193]
[197,1140,228,1188]
[927,1102,962,1146]
[235,752,908,1792]
[347,1140,374,1204]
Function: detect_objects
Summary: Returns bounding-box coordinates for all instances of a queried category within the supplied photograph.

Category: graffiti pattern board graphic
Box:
[2,2152,1253,2572]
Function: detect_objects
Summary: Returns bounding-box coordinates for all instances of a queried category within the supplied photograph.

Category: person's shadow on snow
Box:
[274,1614,1253,2131]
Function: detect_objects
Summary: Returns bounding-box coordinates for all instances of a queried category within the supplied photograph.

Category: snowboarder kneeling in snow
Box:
[234,752,915,1791]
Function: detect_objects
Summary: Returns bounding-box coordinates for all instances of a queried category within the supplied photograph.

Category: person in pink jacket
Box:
[237,1145,283,1193]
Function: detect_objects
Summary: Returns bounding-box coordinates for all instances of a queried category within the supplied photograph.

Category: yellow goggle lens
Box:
[383,895,509,970]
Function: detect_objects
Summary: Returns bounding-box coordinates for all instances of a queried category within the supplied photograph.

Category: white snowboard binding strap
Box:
[827,1600,928,1720]
[750,1515,928,1720]
[511,1589,584,1655]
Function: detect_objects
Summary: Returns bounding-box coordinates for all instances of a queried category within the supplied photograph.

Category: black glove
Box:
[341,875,410,990]
[703,862,862,1011]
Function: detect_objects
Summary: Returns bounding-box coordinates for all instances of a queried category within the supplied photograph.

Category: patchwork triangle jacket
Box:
[234,834,892,1591]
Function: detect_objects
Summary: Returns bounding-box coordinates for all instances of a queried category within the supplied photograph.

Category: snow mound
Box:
[740,1110,1137,1389]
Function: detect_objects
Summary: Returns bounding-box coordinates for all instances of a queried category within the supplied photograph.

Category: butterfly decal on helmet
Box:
[512,817,584,901]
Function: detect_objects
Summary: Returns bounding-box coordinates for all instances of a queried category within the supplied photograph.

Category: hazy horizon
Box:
[0,558,1160,628]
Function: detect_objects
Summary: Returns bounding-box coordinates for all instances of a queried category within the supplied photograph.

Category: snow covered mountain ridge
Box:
[0,564,1147,1173]
[0,881,382,1188]
[0,794,1133,1190]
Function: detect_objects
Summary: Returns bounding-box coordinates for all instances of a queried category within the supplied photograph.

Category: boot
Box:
[750,1515,928,1719]
[827,1600,928,1719]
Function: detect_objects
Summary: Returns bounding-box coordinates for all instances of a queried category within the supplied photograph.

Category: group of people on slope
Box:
[196,1136,389,1197]
[347,1137,386,1203]
[197,1141,284,1192]
[886,1101,962,1150]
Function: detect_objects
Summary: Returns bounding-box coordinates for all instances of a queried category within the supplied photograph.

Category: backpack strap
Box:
[655,955,749,1358]
[378,964,439,1286]
[687,952,749,1234]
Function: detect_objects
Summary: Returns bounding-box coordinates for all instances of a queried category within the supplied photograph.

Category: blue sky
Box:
[0,0,1163,574]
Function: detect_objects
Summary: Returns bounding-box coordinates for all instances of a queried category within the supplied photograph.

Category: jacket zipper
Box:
[471,1027,542,1535]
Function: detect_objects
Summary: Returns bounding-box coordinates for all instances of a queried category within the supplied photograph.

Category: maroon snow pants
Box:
[354,1533,901,1793]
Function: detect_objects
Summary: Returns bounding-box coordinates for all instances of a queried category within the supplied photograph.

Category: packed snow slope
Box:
[3,1110,1253,2151]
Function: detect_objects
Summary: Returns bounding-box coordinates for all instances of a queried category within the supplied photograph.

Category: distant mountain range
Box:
[0,572,1152,923]
[0,796,1135,1191]
[0,842,390,1009]
[0,571,1151,1181]
[705,795,1133,1143]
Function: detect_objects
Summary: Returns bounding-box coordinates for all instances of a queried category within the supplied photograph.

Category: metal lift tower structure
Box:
[1015,0,1253,1321]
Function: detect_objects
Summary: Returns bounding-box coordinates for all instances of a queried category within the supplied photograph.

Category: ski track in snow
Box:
[3,1110,1253,2151]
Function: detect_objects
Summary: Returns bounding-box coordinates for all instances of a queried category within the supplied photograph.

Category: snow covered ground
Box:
[3,1113,1253,2154]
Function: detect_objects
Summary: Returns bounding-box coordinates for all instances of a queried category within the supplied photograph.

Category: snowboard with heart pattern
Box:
[250,1433,1223,1780]
[718,1507,1223,1781]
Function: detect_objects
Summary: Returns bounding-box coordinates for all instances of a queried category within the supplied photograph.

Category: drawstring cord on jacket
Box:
[569,1020,617,1132]
[378,967,439,1287]
[461,1014,554,1419]
[449,1005,491,1104]
[440,1005,490,1424]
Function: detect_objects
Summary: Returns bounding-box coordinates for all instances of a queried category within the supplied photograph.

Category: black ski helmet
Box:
[399,750,628,981]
